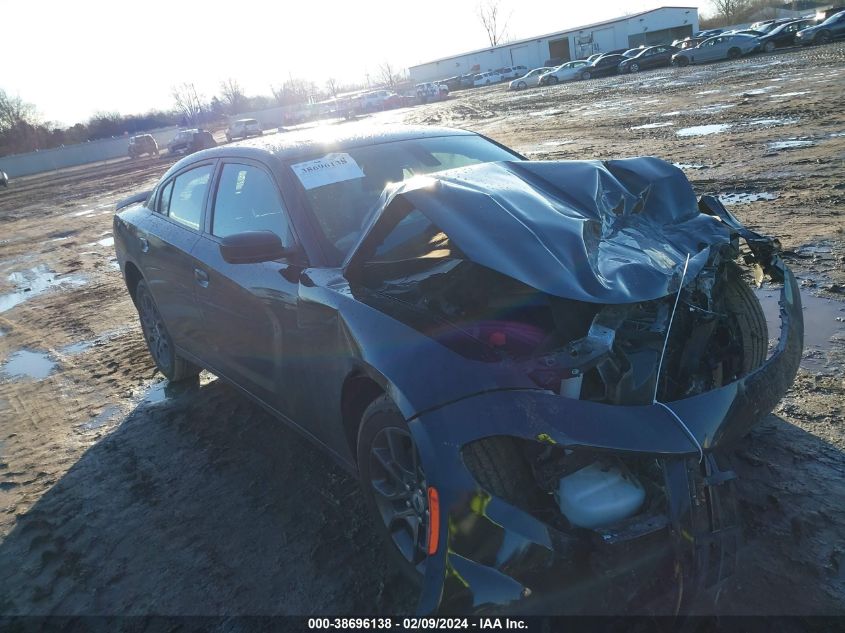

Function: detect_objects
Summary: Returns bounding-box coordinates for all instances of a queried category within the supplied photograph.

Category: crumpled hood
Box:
[348,157,735,303]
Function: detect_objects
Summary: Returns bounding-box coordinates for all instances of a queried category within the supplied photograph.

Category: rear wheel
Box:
[764,41,776,52]
[135,280,200,382]
[816,30,832,45]
[581,70,592,80]
[674,56,690,67]
[358,395,429,583]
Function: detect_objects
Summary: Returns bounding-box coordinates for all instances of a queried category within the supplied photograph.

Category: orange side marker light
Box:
[427,486,440,555]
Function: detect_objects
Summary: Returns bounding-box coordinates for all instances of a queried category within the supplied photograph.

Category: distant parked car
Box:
[168,129,217,156]
[360,90,400,111]
[671,34,761,66]
[618,45,679,73]
[757,18,814,51]
[674,37,705,50]
[539,60,590,84]
[695,28,724,38]
[796,10,845,45]
[128,134,159,158]
[226,119,262,142]
[579,54,627,79]
[459,74,476,88]
[0,171,8,188]
[508,67,554,90]
[415,82,448,103]
[749,19,793,34]
[473,71,502,86]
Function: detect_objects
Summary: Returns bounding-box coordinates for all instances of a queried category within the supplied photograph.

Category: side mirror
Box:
[219,230,292,264]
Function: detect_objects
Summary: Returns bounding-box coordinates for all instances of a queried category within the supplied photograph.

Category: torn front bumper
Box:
[409,264,802,615]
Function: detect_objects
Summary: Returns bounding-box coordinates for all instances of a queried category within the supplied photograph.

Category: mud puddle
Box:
[756,289,845,371]
[719,191,778,205]
[1,350,56,380]
[767,139,817,151]
[0,265,87,313]
[677,123,733,137]
[59,326,134,356]
[630,122,674,130]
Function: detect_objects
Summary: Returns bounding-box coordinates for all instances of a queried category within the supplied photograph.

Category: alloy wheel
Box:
[369,426,429,572]
[631,63,640,72]
[139,291,172,372]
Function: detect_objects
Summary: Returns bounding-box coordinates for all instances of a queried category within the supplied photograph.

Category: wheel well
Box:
[124,261,143,304]
[341,374,385,461]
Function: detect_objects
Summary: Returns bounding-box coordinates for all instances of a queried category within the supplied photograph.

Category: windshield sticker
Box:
[291,153,365,190]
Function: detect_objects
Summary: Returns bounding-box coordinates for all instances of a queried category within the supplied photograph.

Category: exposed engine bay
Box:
[362,247,767,407]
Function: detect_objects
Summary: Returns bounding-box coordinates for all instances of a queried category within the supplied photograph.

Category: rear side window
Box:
[168,164,214,230]
[212,163,292,244]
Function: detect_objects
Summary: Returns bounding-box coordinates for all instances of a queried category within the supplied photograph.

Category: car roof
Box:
[170,123,475,167]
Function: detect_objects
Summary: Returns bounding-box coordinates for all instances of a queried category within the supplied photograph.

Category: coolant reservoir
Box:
[556,462,645,529]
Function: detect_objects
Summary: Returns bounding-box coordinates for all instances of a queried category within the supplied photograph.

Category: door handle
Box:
[194,268,209,288]
[139,237,149,253]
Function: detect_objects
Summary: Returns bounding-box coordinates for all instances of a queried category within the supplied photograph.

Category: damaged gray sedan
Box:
[113,124,803,614]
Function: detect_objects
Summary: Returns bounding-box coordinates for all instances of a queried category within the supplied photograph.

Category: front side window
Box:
[212,163,291,244]
[157,180,174,214]
[168,164,214,230]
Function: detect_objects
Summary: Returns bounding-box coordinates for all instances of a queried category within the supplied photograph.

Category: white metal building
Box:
[409,6,699,83]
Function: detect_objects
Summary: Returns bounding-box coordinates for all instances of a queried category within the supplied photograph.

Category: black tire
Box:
[548,75,559,84]
[727,47,741,60]
[816,30,831,45]
[357,395,429,584]
[517,81,527,90]
[461,436,535,503]
[135,280,200,382]
[722,264,768,373]
[581,71,592,80]
[630,62,640,73]
[764,41,776,53]
[674,56,690,67]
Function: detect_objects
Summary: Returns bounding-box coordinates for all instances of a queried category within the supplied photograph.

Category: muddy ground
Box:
[1,42,844,617]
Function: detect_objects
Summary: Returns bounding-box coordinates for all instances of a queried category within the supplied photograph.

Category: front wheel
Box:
[517,81,527,90]
[357,395,430,583]
[727,47,741,60]
[630,62,640,73]
[764,41,776,53]
[581,71,592,80]
[135,280,200,382]
[547,75,559,84]
[673,56,689,67]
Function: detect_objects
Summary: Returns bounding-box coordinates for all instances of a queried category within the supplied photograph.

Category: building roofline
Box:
[409,6,699,70]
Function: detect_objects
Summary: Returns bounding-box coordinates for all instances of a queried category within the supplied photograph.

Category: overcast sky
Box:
[1,0,713,126]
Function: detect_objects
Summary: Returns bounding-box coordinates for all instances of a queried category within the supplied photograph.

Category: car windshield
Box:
[288,135,522,264]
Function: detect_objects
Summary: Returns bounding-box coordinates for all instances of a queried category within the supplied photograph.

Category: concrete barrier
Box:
[0,127,180,178]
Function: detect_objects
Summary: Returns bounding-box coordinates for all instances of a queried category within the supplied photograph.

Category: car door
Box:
[696,37,720,62]
[191,159,302,416]
[649,47,667,68]
[139,161,215,358]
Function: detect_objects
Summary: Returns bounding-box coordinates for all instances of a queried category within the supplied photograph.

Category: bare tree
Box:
[325,77,339,98]
[220,78,246,114]
[377,61,403,90]
[271,79,316,106]
[0,89,37,133]
[711,0,751,24]
[172,83,204,125]
[477,0,510,47]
